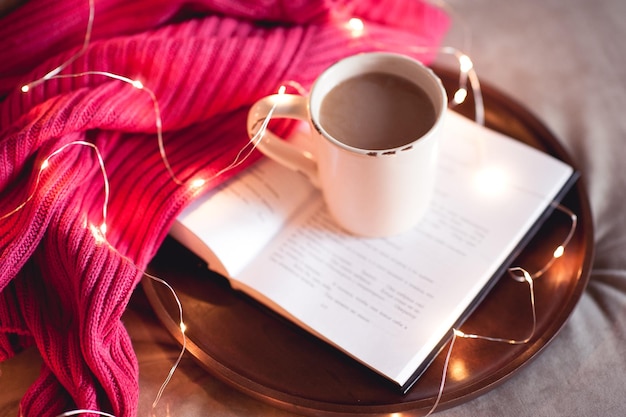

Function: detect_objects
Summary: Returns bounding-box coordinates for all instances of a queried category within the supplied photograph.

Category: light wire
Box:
[423,204,578,416]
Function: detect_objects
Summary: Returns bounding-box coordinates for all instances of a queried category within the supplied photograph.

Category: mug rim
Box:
[309,52,447,156]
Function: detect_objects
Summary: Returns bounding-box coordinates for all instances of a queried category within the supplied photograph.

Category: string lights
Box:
[20,0,95,94]
[13,23,171,417]
[22,69,184,187]
[8,0,189,412]
[424,204,578,417]
[3,1,577,417]
[530,204,578,278]
[8,12,283,416]
[0,140,109,239]
[4,102,278,417]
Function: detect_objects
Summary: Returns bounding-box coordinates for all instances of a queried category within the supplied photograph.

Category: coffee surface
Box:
[319,72,436,150]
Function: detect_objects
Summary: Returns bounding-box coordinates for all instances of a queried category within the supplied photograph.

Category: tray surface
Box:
[143,68,594,416]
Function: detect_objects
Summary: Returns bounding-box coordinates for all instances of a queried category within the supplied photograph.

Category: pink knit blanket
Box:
[0,0,449,415]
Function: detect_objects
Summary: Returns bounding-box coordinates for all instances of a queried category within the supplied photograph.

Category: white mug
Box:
[247,52,447,237]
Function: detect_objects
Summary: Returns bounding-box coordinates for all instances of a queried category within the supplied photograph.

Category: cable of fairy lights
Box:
[0,141,109,234]
[423,204,578,417]
[22,69,184,187]
[526,203,578,279]
[209,85,286,183]
[0,104,279,417]
[20,0,94,94]
[9,78,281,417]
[0,138,182,416]
[142,272,187,412]
[424,268,535,417]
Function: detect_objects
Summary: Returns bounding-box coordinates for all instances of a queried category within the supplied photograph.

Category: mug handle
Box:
[247,94,320,187]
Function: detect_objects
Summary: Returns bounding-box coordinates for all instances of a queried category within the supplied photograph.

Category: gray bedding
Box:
[438,1,626,415]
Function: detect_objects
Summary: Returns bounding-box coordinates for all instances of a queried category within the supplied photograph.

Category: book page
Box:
[234,111,574,386]
[174,157,316,277]
[236,180,498,386]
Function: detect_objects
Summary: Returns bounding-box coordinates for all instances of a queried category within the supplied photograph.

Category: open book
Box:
[169,111,577,392]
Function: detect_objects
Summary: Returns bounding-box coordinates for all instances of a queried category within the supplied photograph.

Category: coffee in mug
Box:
[247,52,447,237]
[319,72,437,150]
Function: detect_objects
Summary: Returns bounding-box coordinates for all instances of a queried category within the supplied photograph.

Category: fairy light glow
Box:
[459,54,473,73]
[89,223,107,245]
[189,178,206,190]
[527,204,577,279]
[440,48,482,120]
[21,0,96,93]
[553,245,565,258]
[474,166,508,195]
[20,0,95,94]
[449,357,470,381]
[346,17,365,37]
[453,87,468,105]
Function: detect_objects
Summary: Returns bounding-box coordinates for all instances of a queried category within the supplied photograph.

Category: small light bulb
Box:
[41,160,50,170]
[277,85,286,95]
[346,17,365,37]
[453,88,468,104]
[21,85,30,93]
[459,54,473,73]
[180,322,187,333]
[89,223,107,244]
[99,222,107,235]
[553,245,564,258]
[189,178,206,190]
[132,80,144,89]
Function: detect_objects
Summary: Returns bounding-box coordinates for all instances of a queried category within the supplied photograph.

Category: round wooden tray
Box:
[142,68,594,416]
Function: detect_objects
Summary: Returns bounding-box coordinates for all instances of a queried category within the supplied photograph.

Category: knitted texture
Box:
[0,0,449,416]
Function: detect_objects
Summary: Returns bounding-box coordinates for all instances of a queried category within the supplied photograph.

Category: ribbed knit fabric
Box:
[0,1,449,416]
